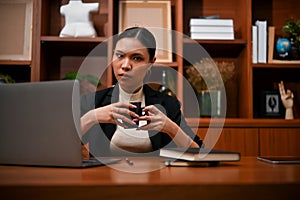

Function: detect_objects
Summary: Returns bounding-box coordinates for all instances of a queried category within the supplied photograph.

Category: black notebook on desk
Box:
[160,148,240,166]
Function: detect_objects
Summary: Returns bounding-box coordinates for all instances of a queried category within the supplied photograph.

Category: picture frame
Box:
[0,0,33,61]
[259,90,284,118]
[118,0,172,63]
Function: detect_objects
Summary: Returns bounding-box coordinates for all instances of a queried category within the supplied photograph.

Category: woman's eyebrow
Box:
[114,49,145,57]
[131,52,145,57]
[113,50,124,54]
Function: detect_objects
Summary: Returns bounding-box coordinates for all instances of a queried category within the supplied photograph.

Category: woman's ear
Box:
[151,57,156,64]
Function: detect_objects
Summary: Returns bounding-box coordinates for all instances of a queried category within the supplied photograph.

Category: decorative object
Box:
[185,58,235,117]
[276,38,291,58]
[258,90,284,118]
[278,81,294,120]
[197,90,221,117]
[268,26,300,64]
[281,18,300,60]
[118,0,172,62]
[59,0,99,38]
[0,0,32,61]
[185,58,235,93]
[158,70,175,97]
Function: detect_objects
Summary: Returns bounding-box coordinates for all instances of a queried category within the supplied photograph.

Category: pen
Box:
[125,157,134,165]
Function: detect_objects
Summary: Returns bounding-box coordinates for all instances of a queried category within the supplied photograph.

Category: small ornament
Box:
[59,0,99,38]
[276,38,291,58]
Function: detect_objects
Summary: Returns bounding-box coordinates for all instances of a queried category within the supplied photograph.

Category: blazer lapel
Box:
[144,85,161,106]
[100,85,119,106]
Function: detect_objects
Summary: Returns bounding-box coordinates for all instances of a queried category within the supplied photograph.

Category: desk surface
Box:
[1,157,300,200]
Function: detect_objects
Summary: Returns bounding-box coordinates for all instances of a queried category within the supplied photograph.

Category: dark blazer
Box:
[81,84,202,156]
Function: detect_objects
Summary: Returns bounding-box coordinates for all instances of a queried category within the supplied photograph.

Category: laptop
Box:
[0,80,120,167]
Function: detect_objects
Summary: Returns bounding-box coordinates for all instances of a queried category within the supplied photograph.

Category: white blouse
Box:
[110,86,152,153]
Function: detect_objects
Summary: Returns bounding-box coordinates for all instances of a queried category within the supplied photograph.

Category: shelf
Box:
[0,60,31,65]
[41,36,108,43]
[183,38,247,58]
[154,62,178,68]
[253,63,300,69]
[40,38,109,58]
[184,38,247,45]
[187,118,300,128]
[26,0,299,124]
[1,0,298,157]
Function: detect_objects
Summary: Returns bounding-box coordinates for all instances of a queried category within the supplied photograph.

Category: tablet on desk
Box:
[257,156,300,164]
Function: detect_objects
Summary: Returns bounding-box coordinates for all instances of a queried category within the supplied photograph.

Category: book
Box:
[252,25,258,63]
[190,32,234,40]
[190,25,233,33]
[255,20,267,63]
[160,148,241,162]
[268,26,275,63]
[164,159,220,167]
[190,18,234,26]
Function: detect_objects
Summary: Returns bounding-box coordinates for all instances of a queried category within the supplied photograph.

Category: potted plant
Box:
[0,74,15,84]
[282,18,300,59]
[63,72,101,95]
[185,58,235,117]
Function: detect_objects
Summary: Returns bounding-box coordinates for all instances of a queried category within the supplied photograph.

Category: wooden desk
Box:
[1,157,300,200]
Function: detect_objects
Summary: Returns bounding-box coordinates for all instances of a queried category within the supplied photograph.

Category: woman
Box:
[80,27,202,156]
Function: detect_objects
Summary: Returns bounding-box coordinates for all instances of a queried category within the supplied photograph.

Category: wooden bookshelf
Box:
[1,0,299,156]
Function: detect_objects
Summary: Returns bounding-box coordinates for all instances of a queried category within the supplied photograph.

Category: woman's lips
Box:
[119,73,131,80]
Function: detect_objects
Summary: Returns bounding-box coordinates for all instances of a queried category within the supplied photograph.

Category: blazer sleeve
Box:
[80,89,116,156]
[165,96,203,147]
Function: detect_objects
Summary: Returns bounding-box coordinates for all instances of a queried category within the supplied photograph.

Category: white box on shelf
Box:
[190,32,234,40]
[190,25,233,33]
[189,18,234,26]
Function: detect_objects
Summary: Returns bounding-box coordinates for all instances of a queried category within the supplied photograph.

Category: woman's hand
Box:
[95,102,139,127]
[81,102,139,134]
[137,105,199,148]
[137,105,177,135]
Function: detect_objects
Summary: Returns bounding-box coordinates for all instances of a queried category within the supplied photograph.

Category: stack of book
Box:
[189,18,234,40]
[252,20,267,63]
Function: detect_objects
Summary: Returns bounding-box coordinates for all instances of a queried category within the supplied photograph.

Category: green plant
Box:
[63,72,101,88]
[282,18,300,51]
[0,74,16,83]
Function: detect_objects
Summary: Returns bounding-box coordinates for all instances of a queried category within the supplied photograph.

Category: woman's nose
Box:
[121,58,131,71]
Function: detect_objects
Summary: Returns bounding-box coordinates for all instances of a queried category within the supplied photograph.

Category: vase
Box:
[197,90,222,117]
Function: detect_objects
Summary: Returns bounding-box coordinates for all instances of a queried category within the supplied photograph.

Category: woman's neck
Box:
[119,85,143,102]
[120,85,143,94]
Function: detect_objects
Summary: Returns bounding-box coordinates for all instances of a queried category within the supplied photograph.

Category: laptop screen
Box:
[0,80,85,167]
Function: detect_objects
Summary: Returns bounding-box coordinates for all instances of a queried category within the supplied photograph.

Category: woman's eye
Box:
[133,56,143,61]
[115,53,123,58]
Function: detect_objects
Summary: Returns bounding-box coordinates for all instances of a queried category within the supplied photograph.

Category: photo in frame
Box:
[0,0,33,61]
[118,0,172,62]
[259,90,284,118]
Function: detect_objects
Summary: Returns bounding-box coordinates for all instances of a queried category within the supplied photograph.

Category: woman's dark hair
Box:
[115,27,156,60]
